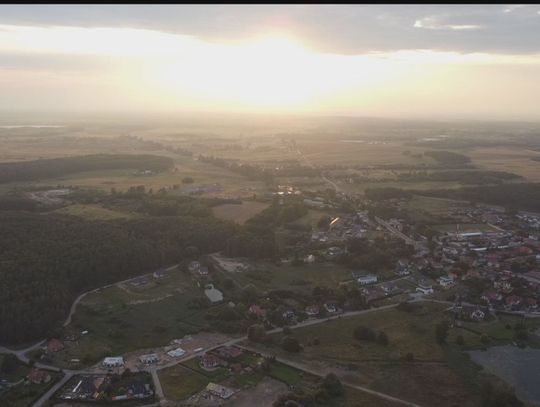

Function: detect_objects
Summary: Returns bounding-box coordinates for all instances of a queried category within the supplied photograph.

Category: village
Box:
[3,189,540,407]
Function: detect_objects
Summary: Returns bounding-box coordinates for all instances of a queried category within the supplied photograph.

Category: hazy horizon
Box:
[1,4,540,121]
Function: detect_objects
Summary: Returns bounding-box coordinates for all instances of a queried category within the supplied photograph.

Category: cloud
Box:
[0,5,539,55]
[414,17,482,30]
[503,5,526,13]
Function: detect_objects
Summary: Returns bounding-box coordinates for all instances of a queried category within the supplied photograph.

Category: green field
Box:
[212,201,270,224]
[254,302,533,407]
[159,364,210,401]
[228,262,354,293]
[51,269,228,367]
[53,203,136,220]
[431,223,500,234]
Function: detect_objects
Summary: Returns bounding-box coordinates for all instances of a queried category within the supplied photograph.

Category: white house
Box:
[416,281,433,295]
[439,276,455,288]
[357,274,378,285]
[139,353,159,364]
[167,348,186,358]
[102,357,124,368]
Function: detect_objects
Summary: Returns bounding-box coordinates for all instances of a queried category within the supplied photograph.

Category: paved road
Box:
[296,147,340,192]
[33,371,74,407]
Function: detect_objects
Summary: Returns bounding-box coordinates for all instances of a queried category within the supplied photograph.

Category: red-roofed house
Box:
[201,354,225,370]
[46,338,64,353]
[249,304,266,319]
[27,369,51,384]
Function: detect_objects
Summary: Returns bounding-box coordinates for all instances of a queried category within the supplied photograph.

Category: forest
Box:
[0,211,240,344]
[397,170,520,184]
[366,183,540,213]
[0,154,174,183]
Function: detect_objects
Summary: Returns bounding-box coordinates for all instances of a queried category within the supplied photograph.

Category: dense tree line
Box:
[423,150,471,165]
[397,170,520,184]
[0,211,236,344]
[418,183,540,212]
[0,154,173,183]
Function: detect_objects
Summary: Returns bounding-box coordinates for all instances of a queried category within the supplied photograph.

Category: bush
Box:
[282,337,302,353]
[354,326,376,341]
[321,373,344,397]
[481,334,490,344]
[435,321,449,344]
[377,331,389,346]
[404,352,414,362]
[456,334,465,346]
[247,324,267,343]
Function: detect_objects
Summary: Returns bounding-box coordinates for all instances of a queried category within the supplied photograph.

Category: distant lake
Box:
[0,125,64,129]
[468,345,540,406]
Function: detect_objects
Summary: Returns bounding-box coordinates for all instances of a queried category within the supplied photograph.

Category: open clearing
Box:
[254,302,530,407]
[226,261,354,293]
[212,201,270,224]
[53,203,135,220]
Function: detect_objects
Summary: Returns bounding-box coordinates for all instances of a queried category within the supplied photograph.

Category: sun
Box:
[150,34,331,109]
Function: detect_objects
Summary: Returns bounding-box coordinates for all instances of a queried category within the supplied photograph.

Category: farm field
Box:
[212,201,270,224]
[225,262,354,293]
[431,223,501,234]
[468,146,540,182]
[406,195,470,216]
[159,363,210,401]
[53,203,136,220]
[20,156,267,199]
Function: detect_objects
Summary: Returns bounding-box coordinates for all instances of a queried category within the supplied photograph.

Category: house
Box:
[125,379,153,399]
[153,269,167,279]
[46,338,64,353]
[416,281,433,295]
[206,382,237,399]
[282,309,296,322]
[324,302,339,314]
[482,290,503,303]
[27,369,51,384]
[167,348,186,358]
[439,276,455,288]
[249,304,266,319]
[102,357,124,368]
[526,298,538,311]
[139,354,159,365]
[201,354,225,370]
[188,261,201,273]
[381,282,398,294]
[505,295,522,309]
[354,273,378,285]
[199,266,209,276]
[305,305,320,317]
[304,254,316,263]
[470,309,485,321]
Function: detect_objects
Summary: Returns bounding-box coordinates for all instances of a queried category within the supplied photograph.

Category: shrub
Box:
[354,326,376,341]
[456,335,465,346]
[282,337,302,353]
[377,331,389,346]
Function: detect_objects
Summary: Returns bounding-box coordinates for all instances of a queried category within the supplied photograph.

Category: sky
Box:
[1,4,540,121]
